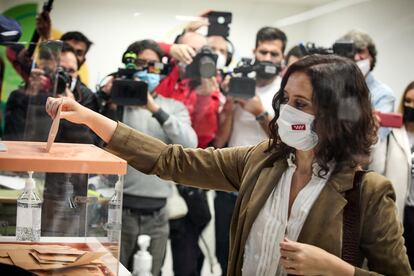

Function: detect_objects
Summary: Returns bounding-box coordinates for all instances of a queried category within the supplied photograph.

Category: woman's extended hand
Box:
[279,238,354,276]
[46,96,87,124]
[45,96,117,143]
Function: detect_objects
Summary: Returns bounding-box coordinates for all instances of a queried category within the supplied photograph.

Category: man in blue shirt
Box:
[339,30,395,141]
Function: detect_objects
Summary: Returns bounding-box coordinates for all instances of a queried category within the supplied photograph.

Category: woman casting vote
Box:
[46,55,411,275]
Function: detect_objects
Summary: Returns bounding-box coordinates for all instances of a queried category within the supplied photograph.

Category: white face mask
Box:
[69,77,77,91]
[216,52,227,69]
[276,104,318,151]
[356,59,370,76]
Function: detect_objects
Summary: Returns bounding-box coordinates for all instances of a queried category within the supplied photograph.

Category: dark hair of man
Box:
[60,31,93,52]
[266,54,378,176]
[126,39,164,61]
[286,45,307,63]
[399,80,414,116]
[255,26,287,53]
[61,42,79,69]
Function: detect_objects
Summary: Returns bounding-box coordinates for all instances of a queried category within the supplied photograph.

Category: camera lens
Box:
[56,68,72,94]
[199,56,216,78]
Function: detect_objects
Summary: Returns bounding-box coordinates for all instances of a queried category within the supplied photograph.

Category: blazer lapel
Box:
[298,169,355,256]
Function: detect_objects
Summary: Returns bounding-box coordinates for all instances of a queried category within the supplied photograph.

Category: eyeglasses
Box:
[135,58,160,68]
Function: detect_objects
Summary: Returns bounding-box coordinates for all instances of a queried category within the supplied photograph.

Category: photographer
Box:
[4,42,98,239]
[219,27,287,148]
[338,30,395,141]
[156,32,221,149]
[182,18,233,71]
[96,39,197,276]
[4,42,97,142]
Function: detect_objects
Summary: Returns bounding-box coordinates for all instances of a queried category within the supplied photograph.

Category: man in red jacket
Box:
[156,32,221,148]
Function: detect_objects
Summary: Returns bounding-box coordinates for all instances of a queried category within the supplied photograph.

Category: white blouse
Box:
[242,155,333,276]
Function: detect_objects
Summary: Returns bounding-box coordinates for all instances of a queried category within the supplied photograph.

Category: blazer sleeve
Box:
[105,122,254,192]
[354,172,412,276]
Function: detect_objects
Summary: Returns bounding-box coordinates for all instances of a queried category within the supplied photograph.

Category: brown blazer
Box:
[107,123,412,276]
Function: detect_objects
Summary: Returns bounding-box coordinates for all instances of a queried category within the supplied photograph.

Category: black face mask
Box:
[404,106,414,122]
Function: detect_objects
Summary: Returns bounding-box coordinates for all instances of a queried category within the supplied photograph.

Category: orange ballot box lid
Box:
[0,141,127,175]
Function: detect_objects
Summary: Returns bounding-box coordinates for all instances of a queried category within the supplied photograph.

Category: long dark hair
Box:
[267,54,378,176]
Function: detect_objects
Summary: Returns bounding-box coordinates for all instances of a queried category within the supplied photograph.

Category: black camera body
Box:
[56,67,72,95]
[110,65,148,106]
[228,58,281,99]
[110,79,148,106]
[185,46,218,79]
[301,41,355,59]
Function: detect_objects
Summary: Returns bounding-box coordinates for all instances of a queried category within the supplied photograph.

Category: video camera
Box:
[227,58,281,99]
[185,46,218,79]
[110,51,169,106]
[299,40,356,59]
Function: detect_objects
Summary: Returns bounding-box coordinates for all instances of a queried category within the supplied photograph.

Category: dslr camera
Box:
[300,40,356,59]
[56,67,72,95]
[109,51,169,106]
[185,46,218,79]
[227,58,281,99]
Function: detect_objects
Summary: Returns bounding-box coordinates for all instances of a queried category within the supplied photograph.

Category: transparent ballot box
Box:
[0,141,127,275]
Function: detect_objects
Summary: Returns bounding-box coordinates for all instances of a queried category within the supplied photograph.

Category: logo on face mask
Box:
[276,104,318,151]
[291,124,306,130]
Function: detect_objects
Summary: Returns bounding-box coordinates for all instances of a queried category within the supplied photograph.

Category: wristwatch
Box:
[255,111,269,122]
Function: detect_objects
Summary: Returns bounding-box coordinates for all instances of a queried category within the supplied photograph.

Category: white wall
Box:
[2,0,413,102]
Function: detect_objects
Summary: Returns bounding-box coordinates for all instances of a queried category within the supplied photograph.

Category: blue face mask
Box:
[134,70,160,93]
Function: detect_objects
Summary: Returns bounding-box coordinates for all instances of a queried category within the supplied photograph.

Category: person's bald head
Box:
[179,32,207,51]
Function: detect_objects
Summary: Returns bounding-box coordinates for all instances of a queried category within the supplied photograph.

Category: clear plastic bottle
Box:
[107,179,122,242]
[16,171,42,241]
[133,235,153,276]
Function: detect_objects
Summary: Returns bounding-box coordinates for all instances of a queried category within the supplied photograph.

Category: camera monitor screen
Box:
[111,79,148,106]
[228,76,256,99]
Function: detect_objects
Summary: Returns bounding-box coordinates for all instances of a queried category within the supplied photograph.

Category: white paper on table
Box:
[0,175,25,190]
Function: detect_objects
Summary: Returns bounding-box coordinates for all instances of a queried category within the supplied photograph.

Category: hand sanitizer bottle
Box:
[16,171,42,241]
[133,235,153,276]
[107,179,122,242]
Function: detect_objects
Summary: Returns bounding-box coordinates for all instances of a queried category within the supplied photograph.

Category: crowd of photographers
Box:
[1,9,413,276]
